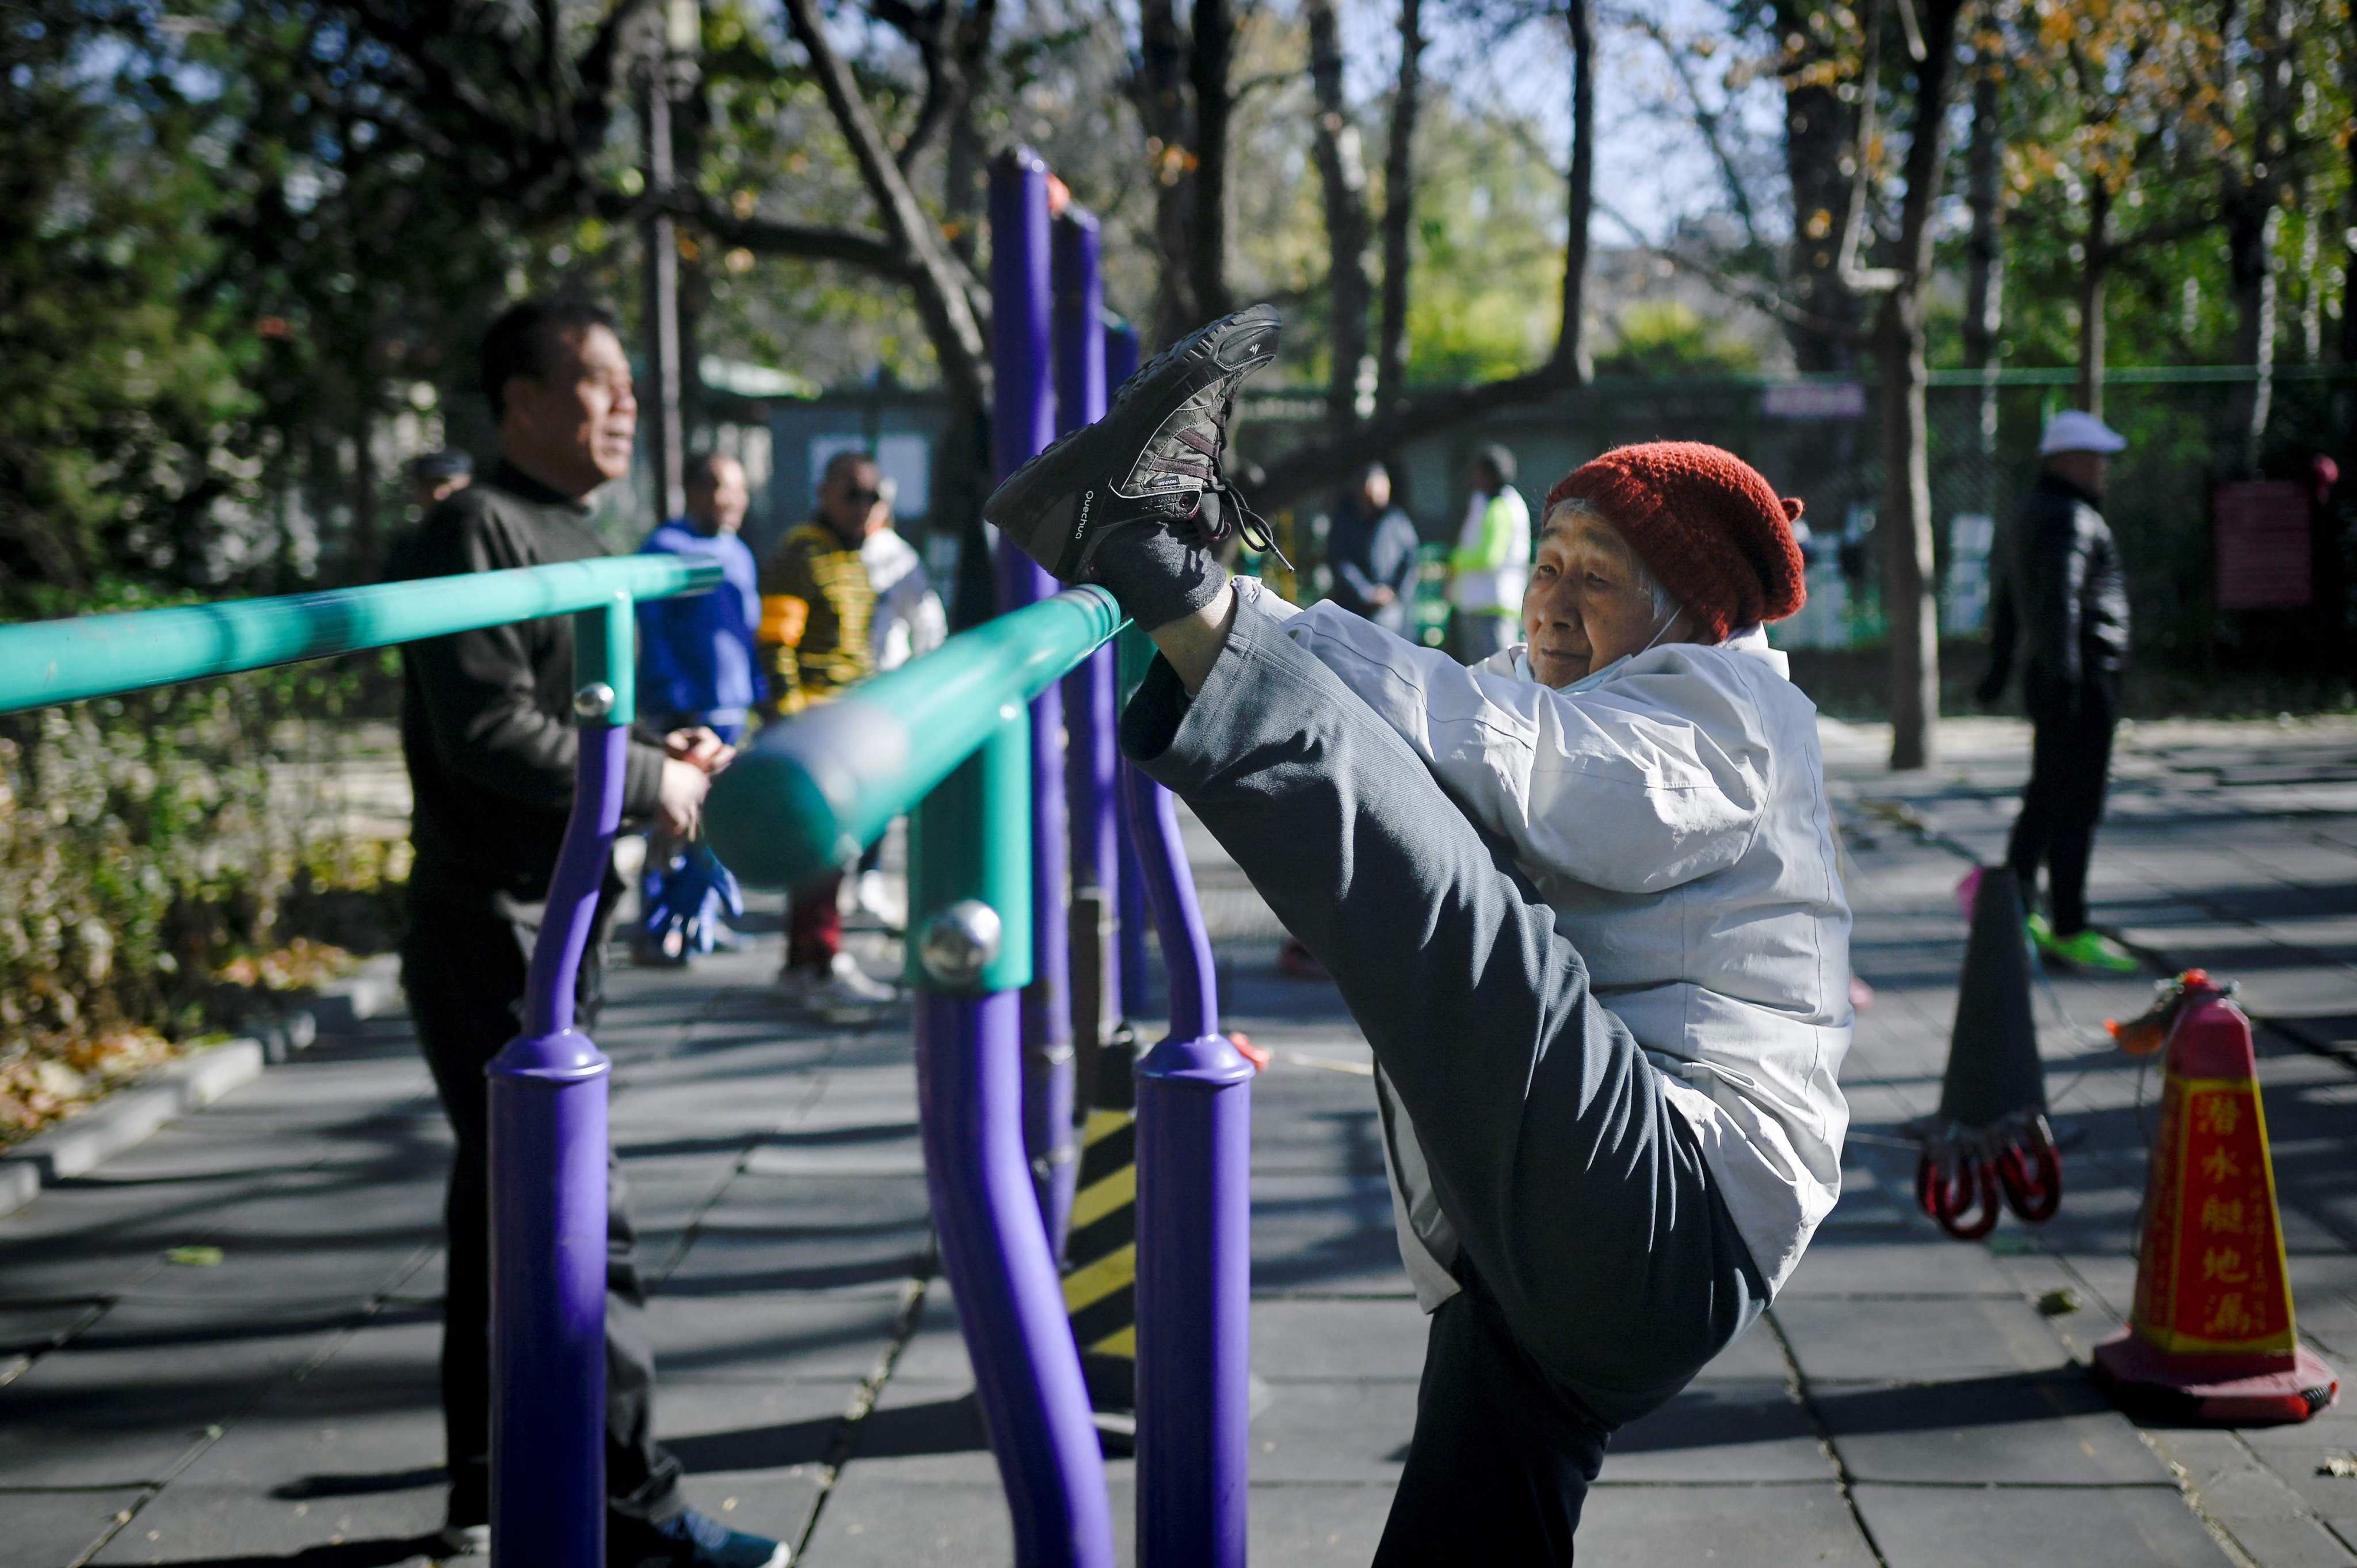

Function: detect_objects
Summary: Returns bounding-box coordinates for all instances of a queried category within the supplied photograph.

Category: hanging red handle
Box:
[1917,1147,2001,1239]
[1997,1132,2063,1223]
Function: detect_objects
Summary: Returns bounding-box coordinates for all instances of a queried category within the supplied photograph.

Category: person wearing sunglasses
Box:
[756,448,901,1020]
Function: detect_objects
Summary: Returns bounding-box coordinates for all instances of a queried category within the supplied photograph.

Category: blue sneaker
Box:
[619,1510,787,1568]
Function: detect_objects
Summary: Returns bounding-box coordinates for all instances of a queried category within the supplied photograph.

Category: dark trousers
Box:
[2005,672,2120,936]
[400,871,685,1532]
[1376,1271,1611,1566]
[786,871,845,970]
[1123,594,1765,1558]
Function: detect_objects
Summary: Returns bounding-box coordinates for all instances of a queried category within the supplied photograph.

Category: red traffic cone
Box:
[2092,974,2340,1424]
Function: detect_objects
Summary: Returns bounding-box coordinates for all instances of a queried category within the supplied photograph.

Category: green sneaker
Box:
[2040,924,2142,974]
[2025,911,2055,949]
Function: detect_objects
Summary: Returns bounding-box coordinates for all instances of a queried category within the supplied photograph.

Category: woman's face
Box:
[1522,508,1687,688]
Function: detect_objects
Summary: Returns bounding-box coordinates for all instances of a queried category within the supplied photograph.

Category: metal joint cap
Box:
[918,899,1003,989]
[573,682,616,720]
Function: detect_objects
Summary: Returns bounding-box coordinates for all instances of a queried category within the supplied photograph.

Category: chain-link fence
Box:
[1236,367,2357,681]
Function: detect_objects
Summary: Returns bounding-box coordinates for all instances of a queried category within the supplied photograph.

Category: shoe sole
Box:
[983,303,1282,581]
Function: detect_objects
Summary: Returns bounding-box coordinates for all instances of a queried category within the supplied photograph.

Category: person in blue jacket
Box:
[635,453,764,961]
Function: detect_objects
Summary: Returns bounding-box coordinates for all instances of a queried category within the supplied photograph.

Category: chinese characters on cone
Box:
[2092,972,2340,1424]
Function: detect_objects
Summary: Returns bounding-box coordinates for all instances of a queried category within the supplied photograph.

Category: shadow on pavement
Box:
[119,1537,448,1567]
[272,1467,447,1501]
[665,1391,987,1477]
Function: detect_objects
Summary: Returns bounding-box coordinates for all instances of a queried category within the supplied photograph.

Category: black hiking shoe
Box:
[983,304,1284,603]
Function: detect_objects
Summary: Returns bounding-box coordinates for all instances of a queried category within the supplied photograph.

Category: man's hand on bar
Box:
[665,726,737,776]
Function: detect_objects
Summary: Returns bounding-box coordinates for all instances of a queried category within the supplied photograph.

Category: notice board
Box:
[2213,481,2311,611]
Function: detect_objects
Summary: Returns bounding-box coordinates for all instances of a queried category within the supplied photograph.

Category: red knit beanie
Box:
[1545,441,1807,643]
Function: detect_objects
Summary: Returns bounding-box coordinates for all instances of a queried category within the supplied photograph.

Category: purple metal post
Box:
[1103,323,1155,1023]
[910,710,1113,1568]
[1055,207,1121,1070]
[488,601,632,1567]
[991,146,1078,1252]
[916,987,1117,1568]
[1123,764,1252,1568]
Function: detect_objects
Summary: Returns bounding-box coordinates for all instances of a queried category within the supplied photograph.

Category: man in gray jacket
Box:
[1978,409,2137,972]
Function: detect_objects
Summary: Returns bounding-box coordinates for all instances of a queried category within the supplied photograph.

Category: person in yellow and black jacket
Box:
[757,449,898,1018]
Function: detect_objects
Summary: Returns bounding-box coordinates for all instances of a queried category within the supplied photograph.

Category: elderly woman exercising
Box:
[987,306,1852,1563]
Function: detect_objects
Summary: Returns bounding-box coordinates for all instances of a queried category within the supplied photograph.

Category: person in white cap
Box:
[1977,409,2138,972]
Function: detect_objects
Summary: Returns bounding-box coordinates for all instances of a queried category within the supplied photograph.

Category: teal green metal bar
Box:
[703,585,1123,894]
[907,708,1034,995]
[0,555,721,715]
[571,594,639,729]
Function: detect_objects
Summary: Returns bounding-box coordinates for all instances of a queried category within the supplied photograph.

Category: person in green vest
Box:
[1446,443,1531,662]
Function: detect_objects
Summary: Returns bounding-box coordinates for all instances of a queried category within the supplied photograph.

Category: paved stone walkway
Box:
[4,718,2356,1566]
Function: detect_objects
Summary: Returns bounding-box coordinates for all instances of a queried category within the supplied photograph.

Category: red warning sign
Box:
[2214,481,2312,611]
[2133,1074,2297,1359]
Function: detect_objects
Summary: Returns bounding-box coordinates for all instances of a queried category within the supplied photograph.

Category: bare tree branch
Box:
[1626,13,1763,250]
[778,0,989,403]
[1255,367,1569,514]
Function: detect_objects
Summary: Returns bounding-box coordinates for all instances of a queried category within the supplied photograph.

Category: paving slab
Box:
[646,1287,908,1382]
[1780,1225,2022,1298]
[1246,1297,1428,1383]
[1817,1370,2172,1484]
[1851,1481,2234,1567]
[1605,1379,1832,1483]
[1772,1294,2078,1385]
[5,1489,151,1568]
[1577,1483,1879,1566]
[802,1477,1035,1568]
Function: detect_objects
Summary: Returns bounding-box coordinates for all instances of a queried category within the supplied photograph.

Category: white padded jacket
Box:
[1252,582,1853,1303]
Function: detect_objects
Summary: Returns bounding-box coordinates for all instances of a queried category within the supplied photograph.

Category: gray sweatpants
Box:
[1121,592,1765,1429]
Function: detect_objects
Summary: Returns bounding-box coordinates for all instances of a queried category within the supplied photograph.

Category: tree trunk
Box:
[2225,198,2279,474]
[1962,58,2004,513]
[1877,0,1966,771]
[944,97,986,268]
[1375,0,1422,416]
[1555,0,1595,384]
[2222,0,2295,474]
[349,394,377,581]
[1136,0,1200,344]
[1188,0,1237,327]
[643,78,685,524]
[1306,0,1372,440]
[1878,295,1940,770]
[1773,0,1865,373]
[2345,24,2357,369]
[2076,183,2110,420]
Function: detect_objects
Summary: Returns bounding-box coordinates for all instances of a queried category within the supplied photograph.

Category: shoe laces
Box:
[1138,386,1292,571]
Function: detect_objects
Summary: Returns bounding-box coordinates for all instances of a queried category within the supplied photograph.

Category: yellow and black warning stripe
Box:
[1065,1105,1138,1408]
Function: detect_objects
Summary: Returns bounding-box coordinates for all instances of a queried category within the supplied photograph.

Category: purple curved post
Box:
[1122,764,1251,1568]
[992,147,1079,1252]
[1104,325,1155,1023]
[910,710,1113,1568]
[1055,207,1121,1088]
[490,605,630,1566]
[917,989,1118,1568]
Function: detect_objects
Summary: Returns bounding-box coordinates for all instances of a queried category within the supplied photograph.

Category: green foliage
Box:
[0,3,263,608]
[1595,300,1763,377]
[1396,100,1571,384]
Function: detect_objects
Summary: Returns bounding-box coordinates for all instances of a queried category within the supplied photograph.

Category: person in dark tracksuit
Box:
[1978,409,2139,974]
[389,297,783,1568]
[1326,461,1423,636]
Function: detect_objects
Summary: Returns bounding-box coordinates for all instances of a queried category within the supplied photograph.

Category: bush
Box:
[0,636,405,1142]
